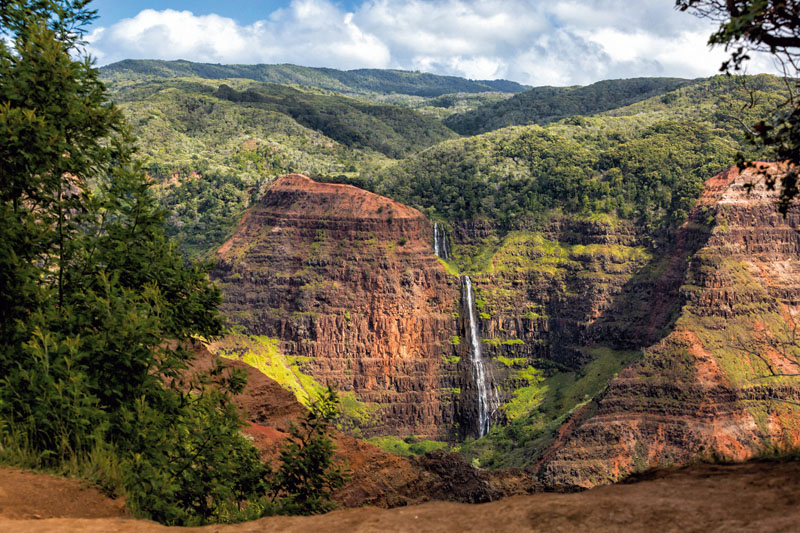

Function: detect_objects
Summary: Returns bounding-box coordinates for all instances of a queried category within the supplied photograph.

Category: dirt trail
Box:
[2,460,800,532]
[0,467,127,520]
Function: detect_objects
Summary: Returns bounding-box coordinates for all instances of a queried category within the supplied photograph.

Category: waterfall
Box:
[433,222,450,260]
[462,275,497,438]
[434,222,441,257]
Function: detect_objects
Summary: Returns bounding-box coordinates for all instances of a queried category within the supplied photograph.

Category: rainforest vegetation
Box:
[102,65,789,258]
[0,0,345,525]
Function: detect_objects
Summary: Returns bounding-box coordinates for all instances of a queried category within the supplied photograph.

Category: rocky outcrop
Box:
[213,174,461,439]
[539,164,800,488]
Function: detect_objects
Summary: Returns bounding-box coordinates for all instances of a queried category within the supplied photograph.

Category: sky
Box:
[83,0,782,86]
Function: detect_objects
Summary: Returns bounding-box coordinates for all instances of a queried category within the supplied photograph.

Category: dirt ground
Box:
[2,460,800,532]
[0,467,127,520]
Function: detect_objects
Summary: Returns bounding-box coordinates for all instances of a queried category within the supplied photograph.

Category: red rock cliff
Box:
[539,164,800,488]
[213,174,460,438]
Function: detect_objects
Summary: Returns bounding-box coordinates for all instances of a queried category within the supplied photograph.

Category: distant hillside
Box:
[100,59,529,97]
[211,83,456,158]
[105,76,457,256]
[444,77,696,135]
[375,75,787,228]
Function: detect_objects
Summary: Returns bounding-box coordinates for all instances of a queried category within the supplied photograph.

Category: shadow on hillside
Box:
[588,215,714,353]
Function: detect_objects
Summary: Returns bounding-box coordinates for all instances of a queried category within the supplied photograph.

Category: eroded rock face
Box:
[213,174,460,439]
[539,164,800,488]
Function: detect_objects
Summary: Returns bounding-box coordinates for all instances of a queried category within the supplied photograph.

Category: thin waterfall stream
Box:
[462,275,497,438]
[433,222,450,259]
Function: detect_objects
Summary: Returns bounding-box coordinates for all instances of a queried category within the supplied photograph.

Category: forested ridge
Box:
[105,68,789,258]
[101,59,529,97]
[375,74,788,230]
[443,77,696,135]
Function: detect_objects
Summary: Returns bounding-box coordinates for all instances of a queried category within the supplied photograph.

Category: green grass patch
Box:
[444,354,460,364]
[214,335,378,436]
[216,335,325,407]
[502,346,641,423]
[496,355,530,367]
[367,435,449,457]
[437,257,460,276]
[483,338,525,347]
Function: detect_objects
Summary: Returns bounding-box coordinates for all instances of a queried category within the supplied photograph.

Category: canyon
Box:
[212,166,800,487]
[540,163,800,487]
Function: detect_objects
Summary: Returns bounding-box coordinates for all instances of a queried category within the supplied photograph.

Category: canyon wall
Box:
[212,174,655,441]
[442,215,655,444]
[213,174,461,438]
[539,165,800,488]
[214,167,800,477]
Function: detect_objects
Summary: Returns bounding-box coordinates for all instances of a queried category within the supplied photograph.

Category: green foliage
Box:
[335,391,380,437]
[400,92,515,120]
[0,2,346,525]
[437,257,461,276]
[159,171,251,257]
[213,83,456,158]
[377,85,751,231]
[678,1,800,212]
[444,77,694,135]
[273,387,349,515]
[366,435,449,457]
[118,372,272,525]
[101,59,528,97]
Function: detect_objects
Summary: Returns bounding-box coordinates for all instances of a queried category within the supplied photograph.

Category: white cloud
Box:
[87,1,391,70]
[86,0,784,85]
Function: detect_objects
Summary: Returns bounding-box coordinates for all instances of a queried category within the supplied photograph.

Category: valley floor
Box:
[2,460,800,532]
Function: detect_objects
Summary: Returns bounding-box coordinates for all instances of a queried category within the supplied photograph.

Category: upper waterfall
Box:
[434,222,450,260]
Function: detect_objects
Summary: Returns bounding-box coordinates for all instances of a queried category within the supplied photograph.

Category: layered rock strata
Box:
[213,174,460,438]
[539,164,800,488]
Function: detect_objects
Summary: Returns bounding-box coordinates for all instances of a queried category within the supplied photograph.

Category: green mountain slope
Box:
[373,75,787,231]
[101,59,529,97]
[443,77,696,135]
[109,76,451,255]
[212,83,456,158]
[111,73,787,258]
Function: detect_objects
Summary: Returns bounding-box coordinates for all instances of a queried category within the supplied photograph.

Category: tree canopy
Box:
[677,0,800,212]
[0,0,344,524]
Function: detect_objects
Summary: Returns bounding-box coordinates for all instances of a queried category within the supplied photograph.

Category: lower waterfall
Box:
[462,275,498,438]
